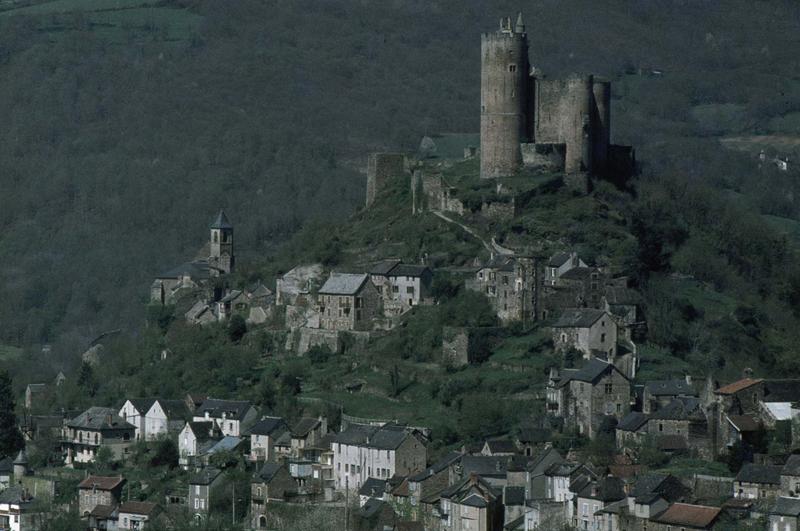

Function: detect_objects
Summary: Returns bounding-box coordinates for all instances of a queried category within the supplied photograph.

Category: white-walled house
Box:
[552,309,618,359]
[119,399,155,441]
[178,421,221,468]
[247,417,289,462]
[192,398,258,437]
[332,423,427,491]
[144,399,190,441]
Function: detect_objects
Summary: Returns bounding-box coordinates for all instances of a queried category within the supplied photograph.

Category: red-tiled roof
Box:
[78,475,125,491]
[652,503,721,528]
[715,378,763,395]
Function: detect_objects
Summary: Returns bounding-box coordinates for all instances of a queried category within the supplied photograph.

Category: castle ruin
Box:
[480,14,632,180]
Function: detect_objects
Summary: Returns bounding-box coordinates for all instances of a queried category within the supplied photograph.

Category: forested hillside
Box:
[2,0,800,367]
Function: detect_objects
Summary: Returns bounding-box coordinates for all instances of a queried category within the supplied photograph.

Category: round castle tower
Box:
[480,14,529,179]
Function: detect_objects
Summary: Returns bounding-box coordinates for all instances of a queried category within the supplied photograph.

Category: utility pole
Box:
[232,481,235,527]
[345,475,349,531]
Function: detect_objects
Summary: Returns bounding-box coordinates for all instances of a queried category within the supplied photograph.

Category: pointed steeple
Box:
[210,210,233,230]
[515,12,525,33]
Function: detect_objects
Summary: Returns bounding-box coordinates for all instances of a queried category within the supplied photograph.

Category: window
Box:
[406,287,414,294]
[345,464,349,473]
[600,333,606,343]
[616,403,621,413]
[604,383,613,394]
[659,423,664,432]
[194,498,199,509]
[257,487,262,496]
[509,64,517,72]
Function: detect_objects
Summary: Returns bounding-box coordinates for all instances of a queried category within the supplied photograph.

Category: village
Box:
[3,12,800,531]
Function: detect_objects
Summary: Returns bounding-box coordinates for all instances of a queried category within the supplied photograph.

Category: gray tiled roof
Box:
[772,496,800,516]
[155,399,191,420]
[649,397,705,421]
[157,260,210,280]
[645,379,696,397]
[558,358,621,387]
[126,398,156,414]
[389,264,431,278]
[318,273,369,295]
[248,416,287,436]
[783,455,800,476]
[195,398,253,421]
[617,412,648,432]
[333,423,419,450]
[736,464,782,485]
[291,417,322,438]
[189,467,222,485]
[67,407,134,431]
[552,308,607,328]
[370,259,402,276]
[578,476,626,502]
[210,210,233,230]
[358,477,387,498]
[548,252,573,267]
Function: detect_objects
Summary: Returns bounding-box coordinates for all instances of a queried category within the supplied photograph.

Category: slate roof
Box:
[333,423,419,450]
[186,421,217,442]
[440,475,500,506]
[89,505,117,519]
[126,398,156,414]
[78,475,126,491]
[408,452,462,482]
[651,503,720,528]
[0,456,12,474]
[119,501,160,516]
[527,447,565,476]
[370,259,402,276]
[617,412,648,432]
[577,476,626,502]
[516,427,552,444]
[715,378,763,395]
[154,399,191,420]
[552,309,607,328]
[189,467,222,486]
[26,383,46,393]
[0,487,32,505]
[220,290,243,303]
[195,398,253,421]
[736,464,782,485]
[558,358,622,387]
[771,496,800,516]
[360,497,390,519]
[254,462,285,483]
[67,407,134,431]
[783,455,800,476]
[389,264,430,278]
[291,417,322,438]
[604,286,642,305]
[248,416,287,436]
[484,439,517,454]
[358,477,387,498]
[207,436,242,454]
[645,379,696,397]
[460,456,511,478]
[318,273,369,295]
[156,260,210,280]
[559,267,594,281]
[728,415,760,433]
[210,210,233,230]
[649,397,705,421]
[548,252,574,268]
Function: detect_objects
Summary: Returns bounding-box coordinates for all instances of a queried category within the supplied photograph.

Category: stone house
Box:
[405,452,463,525]
[118,501,161,530]
[648,503,721,530]
[439,474,504,531]
[144,399,190,441]
[251,463,297,529]
[62,407,136,465]
[615,412,648,450]
[151,260,211,306]
[769,497,800,531]
[247,416,289,462]
[275,263,324,307]
[555,266,607,308]
[466,256,540,324]
[318,273,382,331]
[290,417,327,457]
[216,289,246,321]
[192,398,258,437]
[78,475,125,516]
[600,474,691,530]
[178,421,222,468]
[573,476,626,531]
[552,308,618,360]
[603,286,645,340]
[647,397,711,459]
[119,399,155,441]
[188,467,223,519]
[544,252,587,287]
[332,423,427,491]
[547,359,630,438]
[734,464,782,500]
[782,455,800,497]
[370,260,434,315]
[643,377,697,414]
[358,477,387,506]
[358,497,397,531]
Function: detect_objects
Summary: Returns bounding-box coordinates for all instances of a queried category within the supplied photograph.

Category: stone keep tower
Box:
[208,210,234,276]
[480,13,529,179]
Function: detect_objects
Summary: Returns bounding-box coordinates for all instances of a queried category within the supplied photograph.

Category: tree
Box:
[150,438,179,468]
[77,362,98,397]
[228,315,247,343]
[0,370,24,457]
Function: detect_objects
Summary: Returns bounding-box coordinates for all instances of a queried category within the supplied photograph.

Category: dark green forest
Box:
[2,0,800,377]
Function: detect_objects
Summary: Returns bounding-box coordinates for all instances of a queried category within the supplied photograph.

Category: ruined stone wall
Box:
[480,30,529,179]
[480,200,515,222]
[366,153,406,207]
[520,143,565,171]
[411,170,465,215]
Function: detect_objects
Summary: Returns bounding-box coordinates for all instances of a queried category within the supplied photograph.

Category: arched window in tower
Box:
[213,232,218,243]
[509,64,517,72]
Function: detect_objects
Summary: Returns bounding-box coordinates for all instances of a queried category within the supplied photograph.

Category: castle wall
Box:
[520,143,565,171]
[366,153,405,207]
[480,29,528,179]
[591,80,611,172]
[533,75,593,174]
